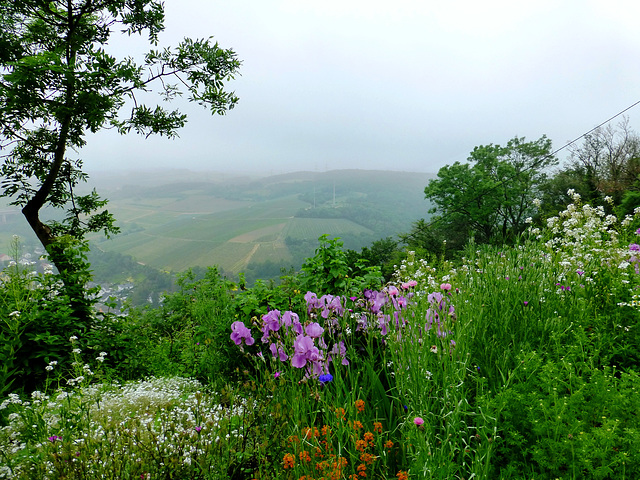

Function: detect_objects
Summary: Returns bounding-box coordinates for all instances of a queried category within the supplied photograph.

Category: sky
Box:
[82,0,640,175]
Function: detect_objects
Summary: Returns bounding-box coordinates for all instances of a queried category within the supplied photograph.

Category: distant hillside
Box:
[88,169,435,280]
[2,169,435,284]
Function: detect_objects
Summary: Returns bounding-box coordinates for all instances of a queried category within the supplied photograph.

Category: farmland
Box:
[2,168,434,281]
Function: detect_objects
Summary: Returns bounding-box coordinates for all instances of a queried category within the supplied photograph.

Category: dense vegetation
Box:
[2,2,640,477]
[2,170,640,478]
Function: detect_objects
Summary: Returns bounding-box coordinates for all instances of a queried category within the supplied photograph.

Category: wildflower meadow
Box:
[2,194,640,479]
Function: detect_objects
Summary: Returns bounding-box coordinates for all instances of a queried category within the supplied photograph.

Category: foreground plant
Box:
[0,376,257,480]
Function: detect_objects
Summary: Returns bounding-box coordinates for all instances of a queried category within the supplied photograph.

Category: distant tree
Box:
[0,0,240,315]
[399,218,465,259]
[346,236,400,282]
[565,118,640,205]
[424,136,556,245]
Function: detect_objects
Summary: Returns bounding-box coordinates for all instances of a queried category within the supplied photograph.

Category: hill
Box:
[1,169,434,285]
[88,169,434,280]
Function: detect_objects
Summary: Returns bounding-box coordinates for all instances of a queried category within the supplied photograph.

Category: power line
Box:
[420,100,640,233]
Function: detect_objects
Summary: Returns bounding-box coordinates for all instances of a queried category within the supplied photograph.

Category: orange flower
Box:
[363,431,374,446]
[353,420,363,430]
[336,407,346,420]
[283,453,295,469]
[302,427,319,439]
[355,439,367,452]
[373,421,383,433]
[322,425,331,436]
[299,450,312,463]
[357,463,367,477]
[359,452,376,465]
[396,471,409,480]
[384,440,394,450]
[355,399,365,413]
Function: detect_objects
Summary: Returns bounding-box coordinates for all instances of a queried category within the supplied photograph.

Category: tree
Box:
[424,136,556,245]
[566,118,640,205]
[0,0,240,292]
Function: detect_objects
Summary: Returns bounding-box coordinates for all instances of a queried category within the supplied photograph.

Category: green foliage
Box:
[300,234,383,296]
[128,267,241,384]
[482,352,640,479]
[425,135,556,245]
[347,236,401,282]
[0,237,98,395]
[4,179,640,479]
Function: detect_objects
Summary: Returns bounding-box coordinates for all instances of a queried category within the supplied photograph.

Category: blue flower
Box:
[318,374,333,384]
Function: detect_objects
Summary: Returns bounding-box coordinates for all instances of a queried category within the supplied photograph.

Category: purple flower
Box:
[378,314,390,336]
[630,244,640,252]
[329,341,349,366]
[524,301,529,306]
[261,310,281,341]
[291,335,322,369]
[305,291,320,312]
[230,321,255,346]
[305,322,324,338]
[281,311,299,328]
[364,289,387,313]
[195,426,202,433]
[274,371,282,379]
[319,294,344,318]
[269,343,288,362]
[48,436,61,443]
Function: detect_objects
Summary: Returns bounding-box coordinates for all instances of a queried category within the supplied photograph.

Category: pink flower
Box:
[414,417,424,426]
[440,283,452,291]
[401,280,418,289]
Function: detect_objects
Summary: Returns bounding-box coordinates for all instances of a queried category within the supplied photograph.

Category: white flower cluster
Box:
[539,192,637,279]
[0,377,251,479]
[392,251,440,291]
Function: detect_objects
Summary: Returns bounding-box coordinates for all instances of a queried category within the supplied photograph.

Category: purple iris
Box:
[230,321,255,346]
[305,322,324,338]
[291,335,322,369]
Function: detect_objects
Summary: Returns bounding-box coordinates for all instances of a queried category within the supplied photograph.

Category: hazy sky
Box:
[83,0,640,175]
